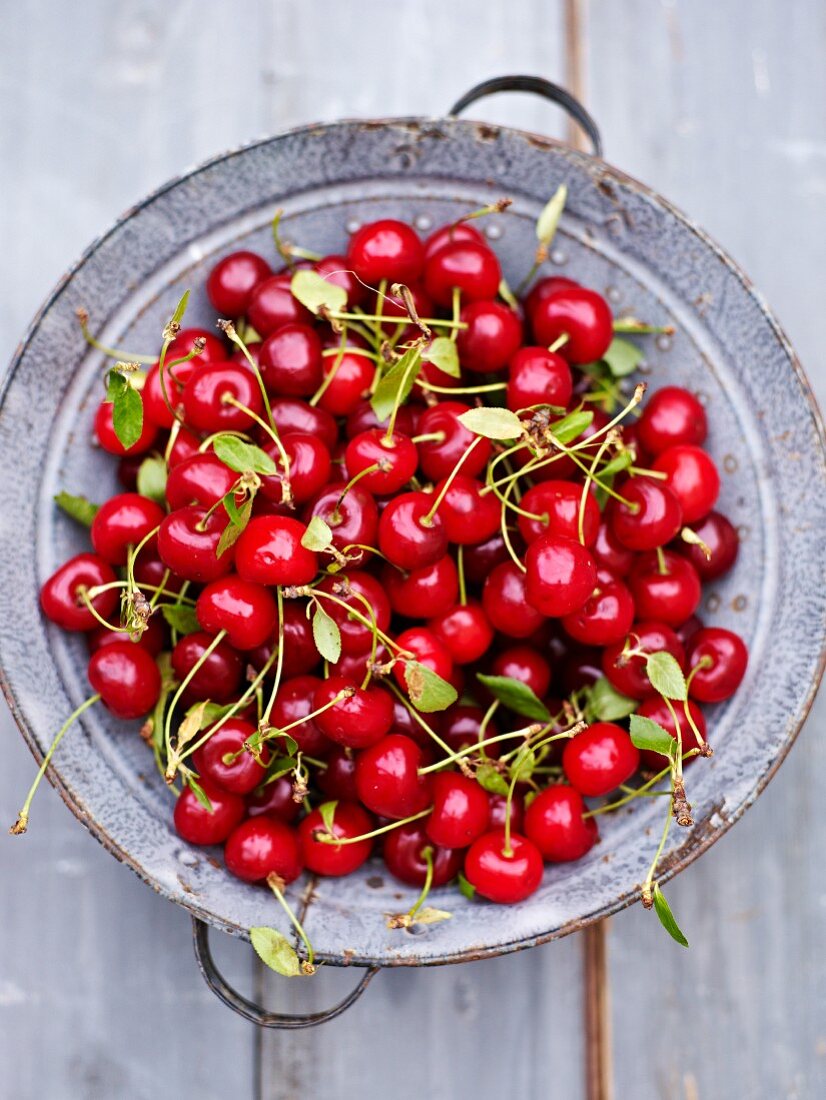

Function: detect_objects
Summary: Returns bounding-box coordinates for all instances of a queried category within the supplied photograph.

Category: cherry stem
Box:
[266,873,316,972]
[310,589,406,656]
[77,311,156,365]
[78,587,127,632]
[386,683,460,761]
[224,685,353,764]
[642,789,675,901]
[10,693,101,834]
[163,629,228,781]
[331,463,382,522]
[499,478,526,574]
[416,380,507,396]
[421,436,484,526]
[309,324,350,408]
[85,580,196,606]
[407,846,435,922]
[584,764,672,817]
[457,545,467,607]
[218,321,276,432]
[317,807,430,846]
[655,546,668,575]
[450,286,462,343]
[331,310,466,330]
[661,695,684,782]
[503,767,520,857]
[383,345,425,443]
[578,433,614,545]
[411,432,447,444]
[417,722,546,776]
[261,588,286,727]
[548,333,569,353]
[220,395,292,496]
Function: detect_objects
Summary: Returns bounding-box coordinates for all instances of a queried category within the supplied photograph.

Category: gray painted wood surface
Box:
[0,1,823,1097]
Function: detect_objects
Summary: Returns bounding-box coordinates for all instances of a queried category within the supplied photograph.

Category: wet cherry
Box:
[224,817,303,884]
[523,785,598,861]
[463,831,544,903]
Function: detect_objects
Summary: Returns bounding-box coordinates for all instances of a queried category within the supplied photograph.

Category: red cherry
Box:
[628,551,701,627]
[609,478,684,551]
[652,445,720,524]
[246,776,300,823]
[676,613,705,648]
[638,386,708,455]
[224,817,303,884]
[94,400,158,457]
[394,626,454,686]
[562,722,640,797]
[488,792,524,832]
[524,275,579,321]
[259,432,331,505]
[247,274,312,336]
[157,506,235,583]
[195,576,277,650]
[602,620,685,699]
[347,219,424,285]
[315,572,391,655]
[132,550,185,597]
[143,359,200,429]
[87,614,165,657]
[303,484,378,569]
[259,323,323,397]
[378,491,447,571]
[313,676,394,749]
[507,347,573,412]
[269,675,331,756]
[383,822,462,886]
[523,786,598,861]
[427,601,493,665]
[423,222,486,259]
[248,602,320,679]
[423,240,501,307]
[525,534,597,617]
[433,475,500,545]
[174,780,245,846]
[490,645,552,699]
[382,555,458,619]
[531,286,613,364]
[166,427,201,467]
[416,401,492,481]
[456,300,523,374]
[270,398,338,450]
[313,254,366,309]
[40,553,119,632]
[165,453,237,510]
[686,627,748,702]
[463,532,510,585]
[192,719,268,794]
[346,398,419,441]
[171,630,243,704]
[299,801,374,876]
[90,493,164,566]
[87,641,161,718]
[207,251,272,316]
[316,349,374,416]
[483,561,546,638]
[678,511,739,581]
[425,772,490,849]
[234,516,317,586]
[518,480,600,547]
[345,429,418,495]
[440,704,500,758]
[168,328,226,363]
[317,746,359,801]
[355,734,431,819]
[592,520,636,577]
[182,362,264,433]
[463,831,543,903]
[561,574,635,647]
[636,696,707,770]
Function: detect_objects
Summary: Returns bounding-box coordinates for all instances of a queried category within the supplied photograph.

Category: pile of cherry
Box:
[27,209,748,943]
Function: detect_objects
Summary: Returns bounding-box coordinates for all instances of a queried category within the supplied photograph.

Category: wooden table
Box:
[2,2,824,1096]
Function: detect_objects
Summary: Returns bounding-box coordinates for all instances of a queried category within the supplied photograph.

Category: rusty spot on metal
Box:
[475,123,500,142]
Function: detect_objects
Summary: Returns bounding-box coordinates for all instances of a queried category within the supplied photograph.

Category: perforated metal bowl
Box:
[2,79,824,1023]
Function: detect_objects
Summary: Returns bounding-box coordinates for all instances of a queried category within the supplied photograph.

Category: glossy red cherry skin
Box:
[423,240,501,307]
[592,520,636,578]
[637,696,708,770]
[347,219,424,284]
[382,555,459,619]
[234,516,317,586]
[87,641,161,718]
[463,532,510,584]
[195,576,278,650]
[87,614,165,658]
[378,492,448,571]
[345,398,419,442]
[679,511,739,581]
[524,275,579,321]
[166,427,201,468]
[507,347,573,412]
[488,792,524,832]
[483,561,546,639]
[246,776,300,823]
[440,704,500,758]
[168,328,227,363]
[224,817,303,884]
[531,286,613,364]
[464,831,544,903]
[490,645,552,699]
[523,785,598,861]
[299,801,374,876]
[313,676,395,749]
[628,551,702,627]
[653,445,720,524]
[609,478,684,551]
[562,722,640,797]
[303,484,378,569]
[525,534,597,618]
[355,734,431,819]
[602,620,685,699]
[271,398,338,450]
[416,401,492,482]
[191,718,268,795]
[686,627,748,702]
[561,574,635,647]
[456,300,523,374]
[165,453,237,510]
[638,386,708,455]
[518,481,600,547]
[132,550,185,597]
[259,432,331,505]
[247,273,312,336]
[90,493,164,566]
[425,772,490,849]
[383,822,462,886]
[345,429,418,495]
[315,572,391,655]
[269,675,330,756]
[142,359,200,429]
[427,602,494,665]
[158,506,235,583]
[315,348,374,417]
[248,601,320,679]
[94,400,159,457]
[432,475,500,546]
[394,626,454,685]
[171,630,244,704]
[316,746,359,801]
[259,323,323,397]
[181,362,264,433]
[313,254,367,308]
[40,553,119,632]
[174,779,245,846]
[423,222,486,259]
[207,250,272,316]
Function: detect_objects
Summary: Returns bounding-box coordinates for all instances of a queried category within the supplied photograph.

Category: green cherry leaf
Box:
[161,603,200,635]
[186,774,213,812]
[312,604,342,664]
[550,408,594,445]
[652,884,689,947]
[603,337,643,378]
[170,290,191,328]
[259,756,299,786]
[212,434,277,476]
[290,269,348,316]
[410,907,452,926]
[301,514,333,551]
[149,653,176,752]
[587,677,638,722]
[106,371,144,450]
[597,450,634,481]
[404,660,458,713]
[475,763,510,796]
[646,651,688,702]
[536,183,567,248]
[422,336,460,378]
[249,926,302,977]
[195,701,239,729]
[457,870,476,900]
[457,407,524,441]
[136,455,168,503]
[370,345,423,423]
[629,713,675,758]
[216,497,253,557]
[54,491,99,526]
[319,800,338,834]
[476,673,550,722]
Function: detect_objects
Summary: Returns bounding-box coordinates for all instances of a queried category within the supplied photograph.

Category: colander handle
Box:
[448,75,603,158]
[192,918,379,1028]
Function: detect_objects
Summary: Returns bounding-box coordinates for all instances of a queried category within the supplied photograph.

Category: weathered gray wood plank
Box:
[587,2,826,1097]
